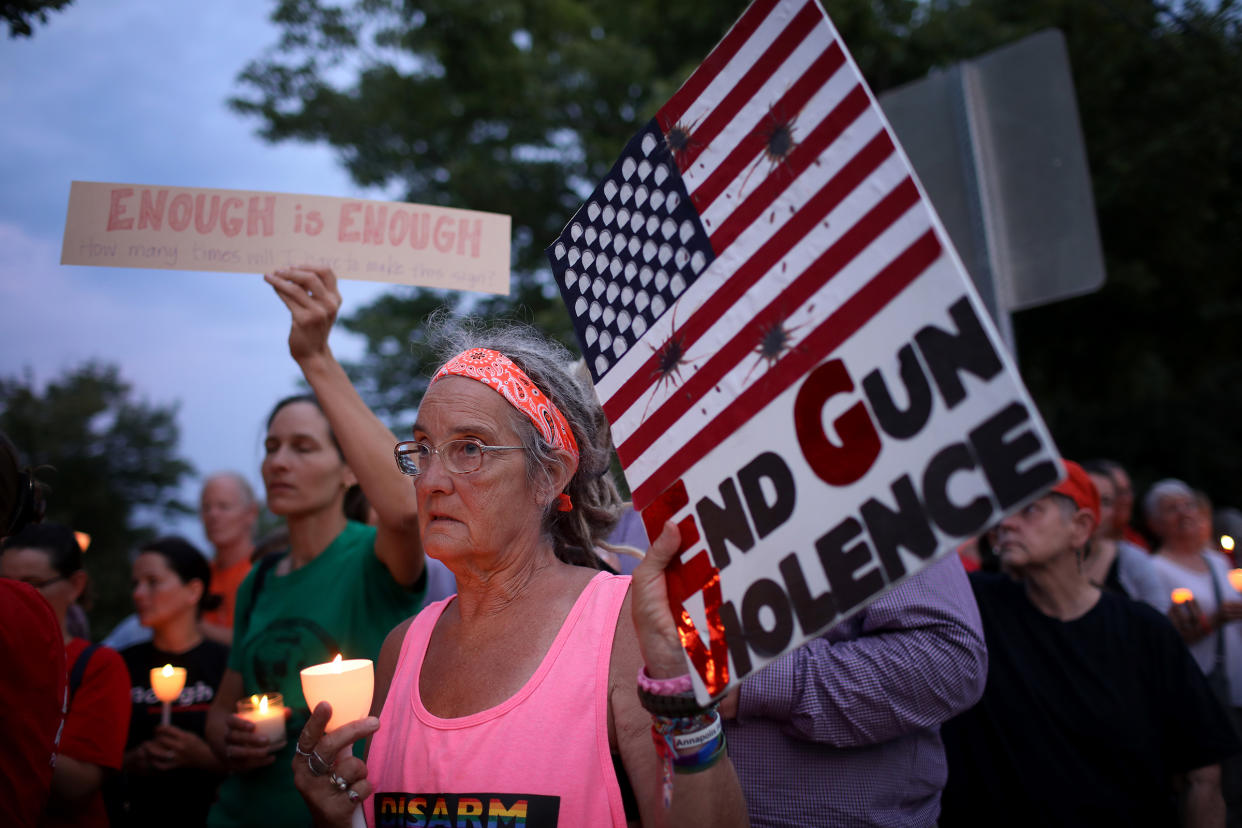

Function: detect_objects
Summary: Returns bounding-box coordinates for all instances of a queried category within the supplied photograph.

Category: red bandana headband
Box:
[431,348,580,469]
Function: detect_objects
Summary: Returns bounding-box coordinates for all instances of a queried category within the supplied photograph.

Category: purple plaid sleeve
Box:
[725,553,987,827]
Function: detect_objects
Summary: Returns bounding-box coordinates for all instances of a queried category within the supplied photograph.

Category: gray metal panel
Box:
[879,66,1003,321]
[969,29,1106,311]
[879,29,1105,318]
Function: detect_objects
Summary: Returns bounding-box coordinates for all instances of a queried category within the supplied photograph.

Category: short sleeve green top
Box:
[208,520,425,828]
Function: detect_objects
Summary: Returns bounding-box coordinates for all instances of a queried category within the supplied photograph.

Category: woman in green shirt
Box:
[205,266,428,828]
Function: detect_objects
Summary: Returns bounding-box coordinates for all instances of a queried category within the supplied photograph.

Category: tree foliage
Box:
[235,0,1242,509]
[2,0,74,37]
[0,363,195,636]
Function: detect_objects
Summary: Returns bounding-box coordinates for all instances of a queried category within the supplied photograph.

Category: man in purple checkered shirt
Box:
[721,553,987,827]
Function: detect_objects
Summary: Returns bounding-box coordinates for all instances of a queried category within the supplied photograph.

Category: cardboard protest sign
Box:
[545,0,1062,703]
[62,181,511,294]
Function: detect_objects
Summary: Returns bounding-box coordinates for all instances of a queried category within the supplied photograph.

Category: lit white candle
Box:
[236,693,287,750]
[150,664,186,726]
[301,654,374,732]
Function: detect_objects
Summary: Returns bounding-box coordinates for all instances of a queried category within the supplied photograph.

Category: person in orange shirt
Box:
[198,473,259,646]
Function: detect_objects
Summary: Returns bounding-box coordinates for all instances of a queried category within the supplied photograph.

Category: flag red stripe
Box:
[617,175,920,464]
[705,84,871,250]
[603,128,896,423]
[673,2,824,172]
[631,229,943,509]
[657,0,785,134]
[690,41,845,214]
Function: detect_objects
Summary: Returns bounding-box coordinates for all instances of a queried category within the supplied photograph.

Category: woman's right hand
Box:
[292,702,381,826]
[220,713,278,772]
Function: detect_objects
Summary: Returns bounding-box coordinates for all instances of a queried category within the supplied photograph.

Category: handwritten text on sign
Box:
[61,181,511,294]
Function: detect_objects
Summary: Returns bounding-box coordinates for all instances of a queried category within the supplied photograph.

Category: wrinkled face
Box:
[132,552,200,630]
[0,546,79,626]
[991,495,1088,573]
[1088,472,1117,542]
[412,377,545,562]
[1149,491,1199,545]
[200,476,257,550]
[261,401,355,519]
[1110,467,1134,531]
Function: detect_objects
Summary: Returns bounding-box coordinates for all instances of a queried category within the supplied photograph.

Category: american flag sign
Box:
[547,0,1060,702]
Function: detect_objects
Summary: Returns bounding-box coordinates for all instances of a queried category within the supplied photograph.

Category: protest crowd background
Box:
[3,0,1242,826]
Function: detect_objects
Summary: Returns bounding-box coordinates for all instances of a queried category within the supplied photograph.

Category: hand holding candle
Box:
[301,654,375,733]
[236,693,287,751]
[150,664,186,726]
[300,655,375,828]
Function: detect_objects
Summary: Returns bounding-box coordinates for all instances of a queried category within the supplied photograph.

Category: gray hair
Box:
[202,471,257,508]
[424,314,623,568]
[1142,478,1194,523]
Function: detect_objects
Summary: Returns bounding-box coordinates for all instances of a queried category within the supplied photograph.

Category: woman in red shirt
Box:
[1,523,131,828]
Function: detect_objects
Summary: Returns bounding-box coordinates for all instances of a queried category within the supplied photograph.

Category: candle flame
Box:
[251,694,260,706]
[259,695,269,714]
[162,663,174,677]
[1172,588,1195,604]
[1224,535,1236,553]
[331,653,343,672]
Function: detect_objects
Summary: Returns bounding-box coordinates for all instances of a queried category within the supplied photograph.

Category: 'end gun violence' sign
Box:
[546,0,1062,703]
[61,181,511,294]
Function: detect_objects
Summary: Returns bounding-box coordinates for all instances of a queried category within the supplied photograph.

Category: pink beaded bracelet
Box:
[637,666,693,695]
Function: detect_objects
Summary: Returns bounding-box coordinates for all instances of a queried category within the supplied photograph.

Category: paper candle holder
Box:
[301,656,374,732]
[150,664,187,703]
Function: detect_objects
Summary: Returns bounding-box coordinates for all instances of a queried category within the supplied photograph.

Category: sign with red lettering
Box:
[61,181,511,294]
[545,0,1062,703]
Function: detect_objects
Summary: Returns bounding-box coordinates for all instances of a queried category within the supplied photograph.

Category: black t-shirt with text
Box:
[115,639,229,828]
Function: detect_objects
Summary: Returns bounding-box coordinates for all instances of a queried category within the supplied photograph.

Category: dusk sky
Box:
[0,1,427,549]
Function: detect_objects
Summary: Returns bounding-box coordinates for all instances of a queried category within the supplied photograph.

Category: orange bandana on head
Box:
[431,348,580,469]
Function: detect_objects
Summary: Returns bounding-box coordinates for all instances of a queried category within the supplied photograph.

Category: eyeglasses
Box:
[394,439,524,476]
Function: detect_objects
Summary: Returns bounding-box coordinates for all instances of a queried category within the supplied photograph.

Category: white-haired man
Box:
[199,472,259,645]
[942,461,1238,827]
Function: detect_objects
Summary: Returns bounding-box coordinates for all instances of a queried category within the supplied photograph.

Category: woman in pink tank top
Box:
[286,326,749,827]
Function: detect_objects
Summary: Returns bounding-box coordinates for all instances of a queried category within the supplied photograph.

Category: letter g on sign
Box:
[793,359,881,487]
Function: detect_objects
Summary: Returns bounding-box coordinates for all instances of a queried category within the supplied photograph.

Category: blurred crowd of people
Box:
[3,266,1241,828]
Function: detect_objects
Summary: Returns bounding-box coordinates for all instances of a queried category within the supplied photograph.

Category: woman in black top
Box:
[115,538,229,828]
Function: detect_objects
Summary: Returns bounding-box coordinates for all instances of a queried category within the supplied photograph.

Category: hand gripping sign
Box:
[62,181,510,294]
[546,0,1062,704]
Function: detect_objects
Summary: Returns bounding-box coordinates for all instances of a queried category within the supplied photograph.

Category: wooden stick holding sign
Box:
[61,181,511,294]
[545,0,1063,704]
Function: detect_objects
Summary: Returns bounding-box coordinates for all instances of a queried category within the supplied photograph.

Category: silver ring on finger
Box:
[293,742,312,758]
[307,750,332,777]
[330,771,349,792]
[347,789,361,804]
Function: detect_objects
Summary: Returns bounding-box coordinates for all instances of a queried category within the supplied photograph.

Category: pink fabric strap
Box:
[431,348,580,466]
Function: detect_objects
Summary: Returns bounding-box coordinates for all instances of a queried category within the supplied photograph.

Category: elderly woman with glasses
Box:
[286,275,749,827]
